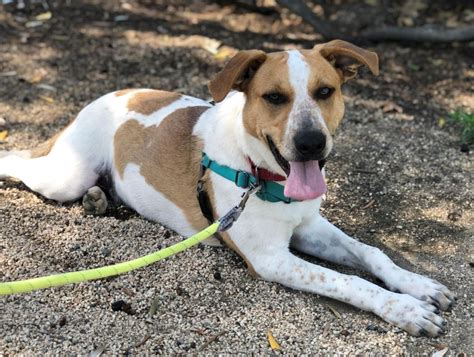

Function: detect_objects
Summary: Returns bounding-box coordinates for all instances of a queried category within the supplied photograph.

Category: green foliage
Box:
[450,109,474,146]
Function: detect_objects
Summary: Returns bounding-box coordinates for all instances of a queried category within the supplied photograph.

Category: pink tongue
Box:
[284,161,327,200]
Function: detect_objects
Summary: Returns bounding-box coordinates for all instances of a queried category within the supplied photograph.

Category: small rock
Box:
[111,300,135,315]
[0,117,6,127]
[176,286,185,296]
[213,271,222,281]
[366,323,387,333]
[57,316,67,327]
[460,143,469,153]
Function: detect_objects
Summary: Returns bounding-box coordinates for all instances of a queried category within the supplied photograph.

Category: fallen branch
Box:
[360,25,474,43]
[275,0,337,40]
[276,0,474,43]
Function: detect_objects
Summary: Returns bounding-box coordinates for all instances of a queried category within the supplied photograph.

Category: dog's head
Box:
[209,40,379,200]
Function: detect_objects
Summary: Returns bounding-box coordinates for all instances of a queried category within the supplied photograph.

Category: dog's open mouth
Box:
[267,136,327,201]
[267,136,290,176]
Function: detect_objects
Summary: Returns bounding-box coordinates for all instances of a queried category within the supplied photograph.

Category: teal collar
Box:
[201,153,296,204]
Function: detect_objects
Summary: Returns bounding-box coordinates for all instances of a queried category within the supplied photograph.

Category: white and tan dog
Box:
[0,40,455,336]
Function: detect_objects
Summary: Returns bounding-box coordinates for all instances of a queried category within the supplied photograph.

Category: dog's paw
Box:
[82,186,108,215]
[377,293,446,337]
[386,270,456,311]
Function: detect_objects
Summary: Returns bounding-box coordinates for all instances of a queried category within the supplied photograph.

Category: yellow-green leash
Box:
[0,185,260,296]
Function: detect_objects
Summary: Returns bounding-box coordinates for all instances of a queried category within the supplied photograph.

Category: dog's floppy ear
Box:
[314,40,379,82]
[209,50,267,103]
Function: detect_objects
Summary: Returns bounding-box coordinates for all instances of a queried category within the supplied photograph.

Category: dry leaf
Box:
[267,330,281,351]
[437,117,446,128]
[382,101,403,113]
[38,95,55,103]
[0,130,8,141]
[35,12,52,21]
[214,46,236,61]
[327,305,341,319]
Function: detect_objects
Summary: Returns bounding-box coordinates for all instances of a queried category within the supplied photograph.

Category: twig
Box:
[198,331,226,352]
[361,199,375,209]
[354,169,377,174]
[322,322,331,337]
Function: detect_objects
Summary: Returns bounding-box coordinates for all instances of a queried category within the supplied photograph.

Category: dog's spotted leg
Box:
[291,215,457,310]
[229,217,444,336]
[251,249,445,336]
[82,186,108,215]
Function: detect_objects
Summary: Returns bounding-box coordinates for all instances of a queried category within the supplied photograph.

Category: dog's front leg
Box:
[291,215,456,310]
[249,247,445,337]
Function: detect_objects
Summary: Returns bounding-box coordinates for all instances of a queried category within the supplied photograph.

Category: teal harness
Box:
[200,153,295,204]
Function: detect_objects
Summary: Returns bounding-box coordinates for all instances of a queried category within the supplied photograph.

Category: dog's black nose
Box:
[294,130,326,160]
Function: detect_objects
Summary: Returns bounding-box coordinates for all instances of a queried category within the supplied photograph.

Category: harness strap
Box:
[197,166,216,225]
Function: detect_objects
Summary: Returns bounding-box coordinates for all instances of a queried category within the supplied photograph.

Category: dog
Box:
[0,40,455,336]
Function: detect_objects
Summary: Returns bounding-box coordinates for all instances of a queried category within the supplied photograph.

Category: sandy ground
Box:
[1,0,473,354]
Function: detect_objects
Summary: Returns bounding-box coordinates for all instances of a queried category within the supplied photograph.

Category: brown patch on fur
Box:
[114,106,209,230]
[30,122,72,158]
[319,273,326,283]
[209,50,267,103]
[315,40,379,80]
[242,51,293,147]
[114,106,259,277]
[115,89,136,97]
[127,90,181,115]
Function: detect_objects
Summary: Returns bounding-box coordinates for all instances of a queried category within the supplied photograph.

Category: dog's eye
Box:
[314,87,334,100]
[263,92,288,105]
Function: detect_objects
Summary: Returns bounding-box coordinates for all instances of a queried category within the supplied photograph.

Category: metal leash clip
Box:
[218,183,261,232]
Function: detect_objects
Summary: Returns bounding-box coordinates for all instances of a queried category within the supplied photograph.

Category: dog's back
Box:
[0,89,213,236]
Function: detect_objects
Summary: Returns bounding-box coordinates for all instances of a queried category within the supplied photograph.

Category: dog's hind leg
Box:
[291,215,457,310]
[0,96,117,202]
[0,149,100,202]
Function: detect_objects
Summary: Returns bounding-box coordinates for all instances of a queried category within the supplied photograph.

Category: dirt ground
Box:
[0,0,473,355]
